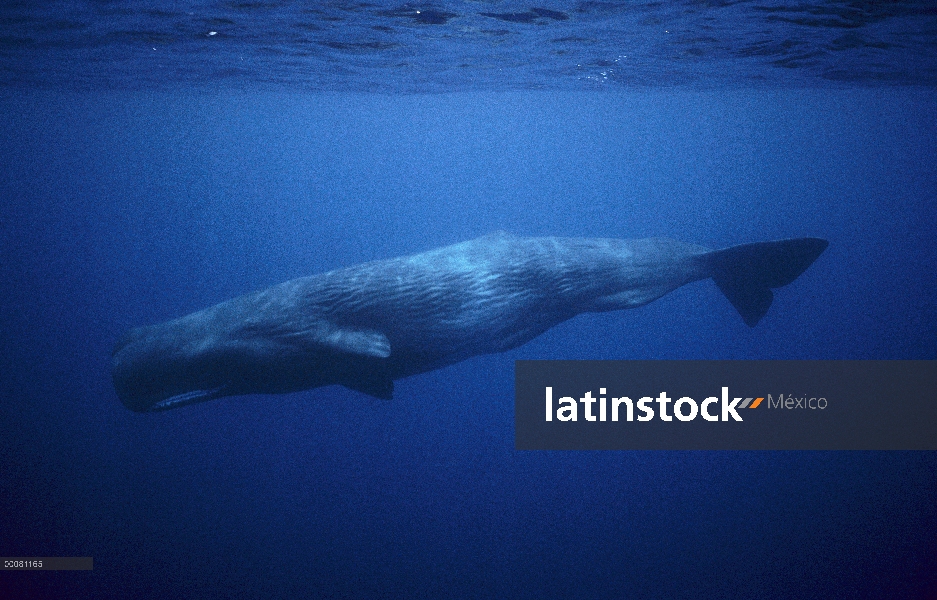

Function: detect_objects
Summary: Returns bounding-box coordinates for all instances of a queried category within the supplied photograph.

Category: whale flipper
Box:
[709,238,828,327]
[320,327,391,359]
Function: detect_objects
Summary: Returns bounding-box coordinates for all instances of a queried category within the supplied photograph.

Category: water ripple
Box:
[0,0,934,90]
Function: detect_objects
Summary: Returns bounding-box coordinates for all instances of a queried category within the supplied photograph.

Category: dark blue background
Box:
[2,89,936,598]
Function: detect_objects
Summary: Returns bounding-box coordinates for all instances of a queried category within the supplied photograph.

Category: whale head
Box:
[111,323,235,412]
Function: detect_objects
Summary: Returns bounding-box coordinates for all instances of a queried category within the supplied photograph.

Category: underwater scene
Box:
[1,1,936,598]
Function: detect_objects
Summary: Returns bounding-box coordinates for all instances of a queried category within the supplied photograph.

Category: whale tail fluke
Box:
[709,238,828,327]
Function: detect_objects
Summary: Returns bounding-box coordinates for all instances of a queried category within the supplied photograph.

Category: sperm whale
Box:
[112,232,828,411]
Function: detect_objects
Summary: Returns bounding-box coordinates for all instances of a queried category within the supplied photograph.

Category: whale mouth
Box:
[146,385,228,412]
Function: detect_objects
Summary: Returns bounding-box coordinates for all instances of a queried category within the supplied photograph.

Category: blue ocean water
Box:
[1,2,936,599]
